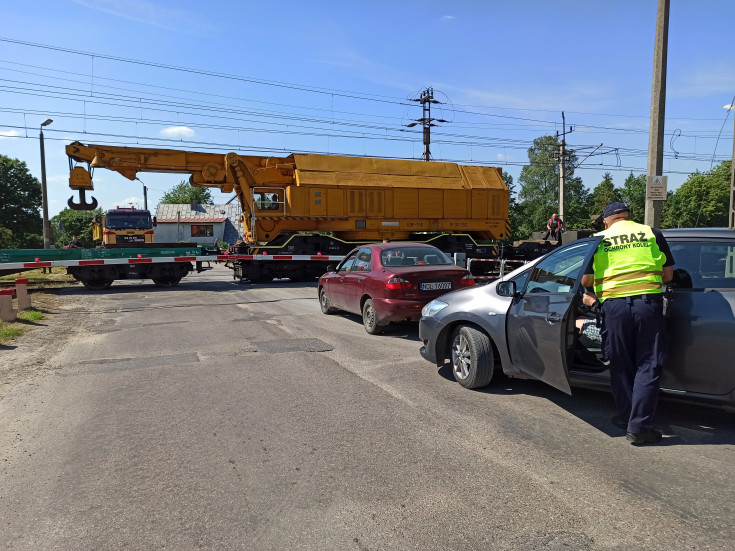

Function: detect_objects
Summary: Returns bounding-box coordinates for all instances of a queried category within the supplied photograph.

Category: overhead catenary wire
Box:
[1,39,726,130]
[1,36,732,183]
[3,124,720,177]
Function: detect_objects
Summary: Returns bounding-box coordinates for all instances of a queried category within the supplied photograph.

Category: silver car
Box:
[419,229,735,409]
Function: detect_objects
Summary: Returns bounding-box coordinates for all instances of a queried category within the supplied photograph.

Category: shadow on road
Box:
[54,278,318,297]
[437,363,735,446]
[335,312,422,341]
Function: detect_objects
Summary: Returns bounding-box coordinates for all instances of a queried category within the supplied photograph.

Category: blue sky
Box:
[1,0,734,218]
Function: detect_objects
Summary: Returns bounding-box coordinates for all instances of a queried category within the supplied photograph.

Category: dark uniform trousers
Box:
[600,294,668,433]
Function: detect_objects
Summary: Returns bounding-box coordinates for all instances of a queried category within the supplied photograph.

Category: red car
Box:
[318,243,474,334]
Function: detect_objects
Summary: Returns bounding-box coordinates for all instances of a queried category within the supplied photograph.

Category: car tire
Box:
[362,298,384,335]
[319,287,336,314]
[450,325,494,389]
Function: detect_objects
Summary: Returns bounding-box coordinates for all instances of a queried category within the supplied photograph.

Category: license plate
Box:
[117,235,145,243]
[420,281,451,291]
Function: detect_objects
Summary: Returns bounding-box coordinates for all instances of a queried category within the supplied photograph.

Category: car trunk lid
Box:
[387,265,472,298]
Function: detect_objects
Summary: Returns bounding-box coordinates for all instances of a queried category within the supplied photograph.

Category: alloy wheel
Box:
[451,333,471,380]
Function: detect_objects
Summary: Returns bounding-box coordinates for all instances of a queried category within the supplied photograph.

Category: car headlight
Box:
[422,299,448,318]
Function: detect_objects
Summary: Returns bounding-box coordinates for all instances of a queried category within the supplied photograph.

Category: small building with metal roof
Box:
[154,203,242,245]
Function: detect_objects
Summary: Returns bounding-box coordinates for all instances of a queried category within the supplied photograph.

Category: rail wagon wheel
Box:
[82,279,113,291]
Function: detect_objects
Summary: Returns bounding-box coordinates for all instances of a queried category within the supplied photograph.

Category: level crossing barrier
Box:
[467,258,527,283]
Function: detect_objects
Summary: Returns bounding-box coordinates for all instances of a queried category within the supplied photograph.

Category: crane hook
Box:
[68,189,99,211]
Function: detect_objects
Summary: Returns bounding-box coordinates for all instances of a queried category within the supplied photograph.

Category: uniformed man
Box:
[581,202,674,446]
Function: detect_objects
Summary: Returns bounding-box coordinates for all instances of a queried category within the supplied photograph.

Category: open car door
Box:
[506,238,601,394]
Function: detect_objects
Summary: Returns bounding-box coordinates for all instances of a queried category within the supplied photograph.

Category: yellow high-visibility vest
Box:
[593,220,665,301]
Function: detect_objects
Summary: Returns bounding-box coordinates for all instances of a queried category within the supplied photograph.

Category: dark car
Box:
[419,229,735,409]
[318,243,474,334]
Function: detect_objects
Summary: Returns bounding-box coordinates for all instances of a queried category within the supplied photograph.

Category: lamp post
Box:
[725,104,735,230]
[39,119,53,249]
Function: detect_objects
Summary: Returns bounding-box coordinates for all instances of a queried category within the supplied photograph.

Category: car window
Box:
[668,240,735,289]
[526,241,596,294]
[353,249,372,273]
[510,268,532,293]
[381,247,452,267]
[338,251,358,273]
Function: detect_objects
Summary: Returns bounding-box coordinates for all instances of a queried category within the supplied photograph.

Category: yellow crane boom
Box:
[66,141,510,244]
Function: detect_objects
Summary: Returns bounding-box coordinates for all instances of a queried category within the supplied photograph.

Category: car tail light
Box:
[459,274,475,286]
[385,277,412,290]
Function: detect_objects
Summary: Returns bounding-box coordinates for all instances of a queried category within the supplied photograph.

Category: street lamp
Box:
[39,119,53,249]
[725,104,735,230]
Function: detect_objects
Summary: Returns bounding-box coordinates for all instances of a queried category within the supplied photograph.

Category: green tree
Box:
[51,208,102,247]
[0,227,16,249]
[589,172,620,217]
[503,170,524,242]
[516,135,589,239]
[661,160,731,228]
[619,172,647,223]
[0,154,43,248]
[159,180,213,205]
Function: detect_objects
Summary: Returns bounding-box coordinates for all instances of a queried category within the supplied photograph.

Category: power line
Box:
[3,125,725,178]
[1,37,731,181]
[0,37,411,105]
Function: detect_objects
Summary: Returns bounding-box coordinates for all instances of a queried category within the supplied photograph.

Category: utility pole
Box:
[39,119,53,249]
[407,87,447,161]
[726,104,735,230]
[645,0,669,228]
[136,177,149,210]
[555,112,573,222]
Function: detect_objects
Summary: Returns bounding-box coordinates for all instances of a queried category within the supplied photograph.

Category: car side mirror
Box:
[497,280,517,297]
[326,264,336,273]
[152,216,158,227]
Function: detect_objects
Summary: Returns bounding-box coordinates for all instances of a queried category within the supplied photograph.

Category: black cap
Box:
[602,202,630,219]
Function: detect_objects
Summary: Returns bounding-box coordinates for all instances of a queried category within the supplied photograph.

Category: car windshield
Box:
[669,240,735,289]
[105,213,153,230]
[380,247,452,267]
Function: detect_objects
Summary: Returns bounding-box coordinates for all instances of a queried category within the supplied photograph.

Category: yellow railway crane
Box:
[66,141,513,281]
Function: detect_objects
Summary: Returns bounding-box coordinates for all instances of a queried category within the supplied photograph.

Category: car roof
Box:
[661,228,735,239]
[365,243,443,252]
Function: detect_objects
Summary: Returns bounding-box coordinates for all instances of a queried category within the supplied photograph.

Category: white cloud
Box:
[674,61,735,98]
[72,0,215,36]
[440,78,617,112]
[160,126,195,139]
[0,130,21,139]
[118,196,145,209]
[497,153,507,162]
[441,15,456,21]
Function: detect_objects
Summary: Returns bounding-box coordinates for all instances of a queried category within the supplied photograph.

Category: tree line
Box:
[505,135,732,241]
[0,144,732,249]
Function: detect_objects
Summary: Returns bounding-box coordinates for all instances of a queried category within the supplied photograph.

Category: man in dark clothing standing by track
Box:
[581,202,674,445]
[542,213,565,243]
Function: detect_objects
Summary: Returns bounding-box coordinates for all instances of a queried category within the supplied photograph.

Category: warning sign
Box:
[647,175,668,201]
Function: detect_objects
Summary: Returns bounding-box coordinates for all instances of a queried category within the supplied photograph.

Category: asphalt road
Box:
[1,264,734,550]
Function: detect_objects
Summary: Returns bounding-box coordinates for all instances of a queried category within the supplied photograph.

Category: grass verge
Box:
[0,268,77,291]
[0,294,57,346]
